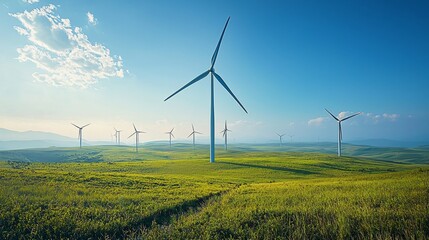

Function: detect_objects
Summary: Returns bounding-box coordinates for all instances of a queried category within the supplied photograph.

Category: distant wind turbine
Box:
[165,128,175,148]
[164,17,247,163]
[114,128,122,145]
[220,121,231,151]
[188,124,202,150]
[71,123,90,148]
[325,108,361,156]
[276,133,286,146]
[128,124,145,153]
[289,134,294,143]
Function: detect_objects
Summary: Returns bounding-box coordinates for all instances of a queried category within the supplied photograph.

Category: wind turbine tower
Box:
[325,109,361,157]
[165,128,175,148]
[128,124,145,153]
[220,120,232,151]
[276,133,286,146]
[187,124,202,150]
[164,17,247,163]
[71,123,90,148]
[114,128,122,145]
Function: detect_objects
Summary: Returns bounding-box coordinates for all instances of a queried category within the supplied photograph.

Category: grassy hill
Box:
[0,145,428,239]
[1,142,428,164]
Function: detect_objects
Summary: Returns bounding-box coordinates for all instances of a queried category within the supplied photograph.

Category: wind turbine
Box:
[165,128,175,148]
[276,133,286,146]
[325,109,361,157]
[71,123,90,148]
[289,134,294,143]
[128,124,145,153]
[164,17,247,163]
[220,120,231,151]
[114,128,122,145]
[188,124,202,150]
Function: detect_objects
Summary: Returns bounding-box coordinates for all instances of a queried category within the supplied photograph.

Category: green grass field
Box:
[0,144,428,239]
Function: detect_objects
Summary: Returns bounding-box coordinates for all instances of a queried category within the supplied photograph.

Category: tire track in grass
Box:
[123,184,244,238]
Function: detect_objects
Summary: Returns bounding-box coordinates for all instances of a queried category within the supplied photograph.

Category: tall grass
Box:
[140,169,429,239]
[0,147,427,239]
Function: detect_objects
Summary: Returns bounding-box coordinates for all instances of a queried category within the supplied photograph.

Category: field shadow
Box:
[219,161,315,175]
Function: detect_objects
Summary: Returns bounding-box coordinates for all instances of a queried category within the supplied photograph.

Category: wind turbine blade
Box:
[276,133,280,137]
[171,133,175,138]
[171,128,174,133]
[325,108,339,121]
[133,123,137,132]
[71,123,80,128]
[114,127,118,132]
[82,123,90,128]
[128,132,136,138]
[192,124,195,132]
[213,72,248,113]
[342,112,361,121]
[211,17,230,68]
[187,132,194,138]
[164,70,210,101]
[195,131,202,134]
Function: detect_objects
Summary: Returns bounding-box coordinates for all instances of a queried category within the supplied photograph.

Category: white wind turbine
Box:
[165,128,175,148]
[325,109,361,156]
[187,124,202,150]
[128,124,145,153]
[276,133,286,146]
[114,128,122,145]
[220,120,231,151]
[71,123,90,148]
[164,17,247,163]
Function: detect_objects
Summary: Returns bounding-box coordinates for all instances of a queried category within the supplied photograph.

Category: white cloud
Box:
[23,0,39,4]
[10,4,124,88]
[13,26,28,36]
[338,111,352,119]
[308,117,326,126]
[382,113,400,121]
[87,12,97,25]
[362,112,400,123]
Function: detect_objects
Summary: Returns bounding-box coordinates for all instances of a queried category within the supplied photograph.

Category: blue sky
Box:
[0,0,428,144]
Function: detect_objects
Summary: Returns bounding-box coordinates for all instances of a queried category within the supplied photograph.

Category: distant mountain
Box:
[0,128,74,142]
[348,139,429,148]
[0,128,81,150]
[0,128,120,150]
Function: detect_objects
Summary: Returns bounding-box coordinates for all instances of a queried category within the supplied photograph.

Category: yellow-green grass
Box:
[0,146,428,239]
[140,169,429,239]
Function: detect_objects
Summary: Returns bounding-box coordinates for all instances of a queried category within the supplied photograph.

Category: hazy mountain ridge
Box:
[1,128,428,151]
[0,128,74,141]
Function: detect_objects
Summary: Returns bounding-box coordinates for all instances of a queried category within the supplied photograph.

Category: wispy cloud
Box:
[10,4,124,88]
[87,12,97,26]
[338,111,352,119]
[23,0,39,4]
[308,117,326,126]
[363,112,400,123]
